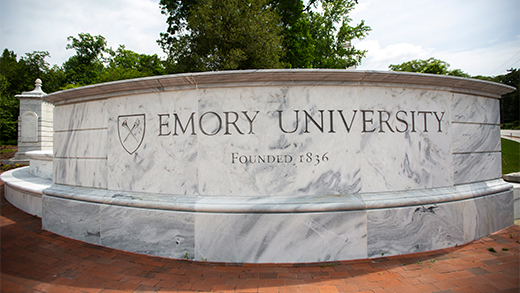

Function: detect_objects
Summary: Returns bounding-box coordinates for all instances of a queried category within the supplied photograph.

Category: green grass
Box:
[502,138,520,174]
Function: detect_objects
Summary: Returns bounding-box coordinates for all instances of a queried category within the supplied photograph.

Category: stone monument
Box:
[1,70,516,263]
[11,78,53,161]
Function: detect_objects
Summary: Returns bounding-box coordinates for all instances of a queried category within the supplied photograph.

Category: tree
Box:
[62,33,108,88]
[0,49,59,143]
[159,0,284,72]
[305,0,370,69]
[389,57,470,77]
[99,45,165,82]
[158,0,371,71]
[494,68,519,127]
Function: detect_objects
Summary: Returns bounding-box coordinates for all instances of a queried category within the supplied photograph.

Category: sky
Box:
[1,0,519,77]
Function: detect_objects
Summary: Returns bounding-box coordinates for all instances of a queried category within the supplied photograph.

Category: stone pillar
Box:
[11,79,54,162]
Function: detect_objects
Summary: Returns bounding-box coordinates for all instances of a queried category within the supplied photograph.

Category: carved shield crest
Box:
[118,114,145,154]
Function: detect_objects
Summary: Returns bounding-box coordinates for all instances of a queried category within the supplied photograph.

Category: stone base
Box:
[39,180,513,263]
[1,167,49,217]
[1,168,514,263]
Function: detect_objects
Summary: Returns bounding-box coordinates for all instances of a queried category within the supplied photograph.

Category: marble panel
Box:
[451,93,499,124]
[100,205,194,259]
[4,184,42,217]
[196,86,362,196]
[54,100,107,131]
[453,152,502,185]
[462,190,513,242]
[42,195,101,244]
[29,159,53,180]
[194,211,367,263]
[54,130,107,159]
[358,87,453,193]
[106,90,199,194]
[105,86,363,196]
[21,111,38,142]
[367,202,464,258]
[452,124,501,153]
[54,158,107,188]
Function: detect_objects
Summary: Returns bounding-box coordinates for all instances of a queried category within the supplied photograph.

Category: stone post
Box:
[11,79,54,162]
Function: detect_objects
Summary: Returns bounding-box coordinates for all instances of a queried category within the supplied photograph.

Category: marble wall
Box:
[53,100,108,188]
[42,187,513,263]
[42,70,515,263]
[53,84,502,196]
[53,84,461,196]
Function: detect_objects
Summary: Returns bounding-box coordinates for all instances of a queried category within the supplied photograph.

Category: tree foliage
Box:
[494,68,519,126]
[389,57,470,77]
[0,33,167,143]
[62,33,109,88]
[99,45,165,82]
[158,0,371,72]
[159,0,285,72]
[389,58,519,127]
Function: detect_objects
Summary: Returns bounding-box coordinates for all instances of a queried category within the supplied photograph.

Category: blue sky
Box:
[1,0,518,76]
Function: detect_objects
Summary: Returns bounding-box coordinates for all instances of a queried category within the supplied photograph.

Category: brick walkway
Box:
[1,184,519,293]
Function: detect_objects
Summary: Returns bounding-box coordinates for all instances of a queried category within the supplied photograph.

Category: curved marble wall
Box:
[39,70,514,263]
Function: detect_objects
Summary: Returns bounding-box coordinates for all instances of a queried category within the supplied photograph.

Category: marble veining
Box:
[452,124,501,153]
[54,100,107,131]
[54,158,108,188]
[54,129,107,158]
[453,152,502,185]
[367,202,465,258]
[42,195,101,244]
[100,205,195,259]
[451,93,499,124]
[25,70,514,263]
[194,211,367,263]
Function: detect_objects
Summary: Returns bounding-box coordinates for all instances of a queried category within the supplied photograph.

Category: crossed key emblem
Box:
[118,114,145,154]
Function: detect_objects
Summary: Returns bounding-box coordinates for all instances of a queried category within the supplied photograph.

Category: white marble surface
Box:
[38,185,512,262]
[54,158,107,188]
[451,93,500,124]
[100,205,194,259]
[29,159,53,180]
[452,124,501,153]
[42,195,101,244]
[25,150,53,180]
[54,100,107,131]
[367,202,465,258]
[0,167,52,217]
[453,152,502,185]
[99,84,455,196]
[54,130,107,159]
[194,211,366,263]
[4,184,43,217]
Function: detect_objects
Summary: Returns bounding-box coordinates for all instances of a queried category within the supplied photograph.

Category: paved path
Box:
[501,130,520,143]
[1,182,519,293]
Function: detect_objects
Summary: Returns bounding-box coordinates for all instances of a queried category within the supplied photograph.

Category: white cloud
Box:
[355,41,433,71]
[0,0,167,66]
[350,0,520,76]
[1,0,518,77]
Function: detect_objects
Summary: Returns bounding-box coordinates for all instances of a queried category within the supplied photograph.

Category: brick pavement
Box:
[1,182,519,292]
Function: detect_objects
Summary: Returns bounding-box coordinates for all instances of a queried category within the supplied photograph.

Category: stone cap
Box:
[44,69,516,105]
[503,172,520,183]
[15,78,47,99]
[26,150,53,161]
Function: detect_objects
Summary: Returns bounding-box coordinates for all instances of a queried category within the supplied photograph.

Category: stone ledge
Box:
[503,172,520,183]
[44,70,516,105]
[42,179,512,213]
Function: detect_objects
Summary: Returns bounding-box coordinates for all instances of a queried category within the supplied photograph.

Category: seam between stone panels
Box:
[53,157,107,160]
[452,150,501,155]
[54,128,108,132]
[451,121,500,126]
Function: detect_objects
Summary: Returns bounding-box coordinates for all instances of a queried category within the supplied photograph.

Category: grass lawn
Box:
[502,138,520,175]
